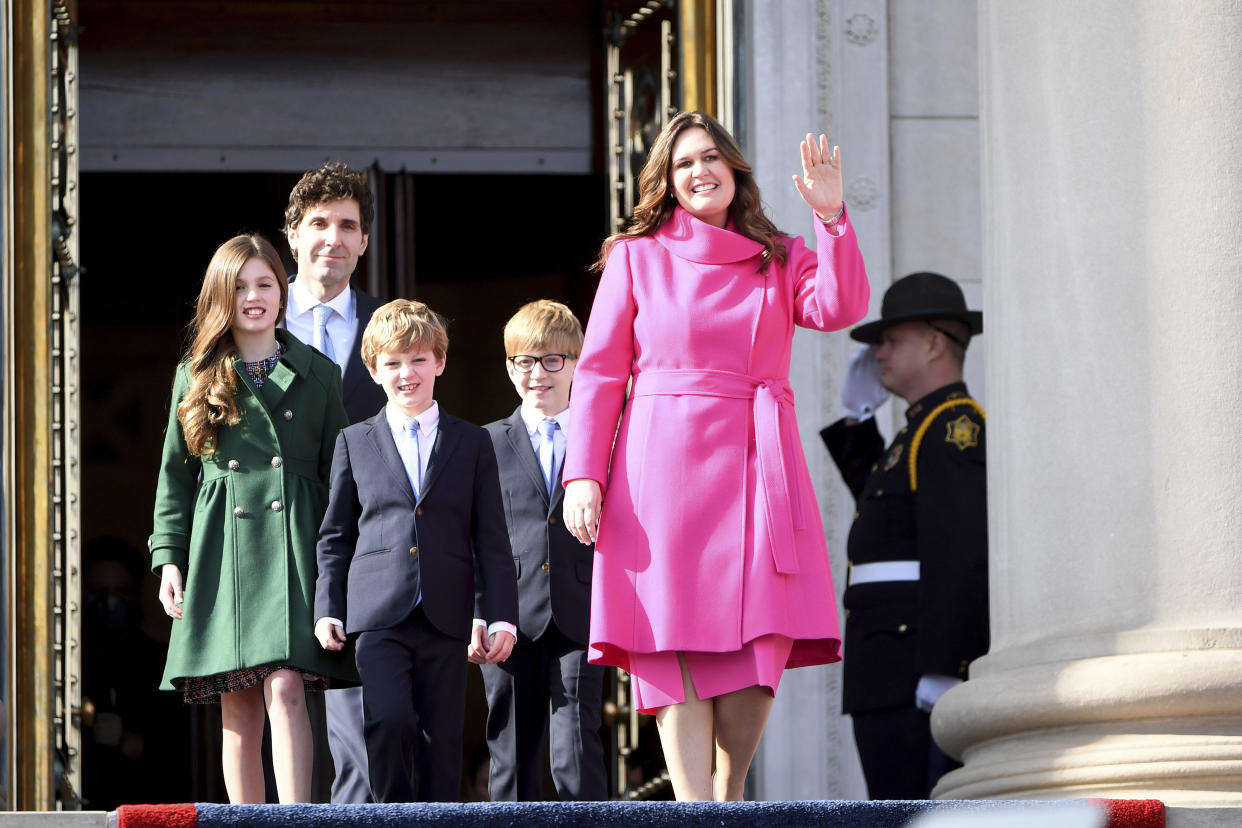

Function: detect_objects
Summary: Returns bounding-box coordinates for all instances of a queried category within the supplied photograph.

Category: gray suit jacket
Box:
[484,407,593,645]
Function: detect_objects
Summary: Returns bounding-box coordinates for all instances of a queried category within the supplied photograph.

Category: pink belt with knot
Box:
[630,368,804,574]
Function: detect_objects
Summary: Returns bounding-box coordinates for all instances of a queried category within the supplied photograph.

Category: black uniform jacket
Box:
[821,382,988,714]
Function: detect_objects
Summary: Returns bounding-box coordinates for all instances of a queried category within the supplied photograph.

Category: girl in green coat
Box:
[150,234,351,803]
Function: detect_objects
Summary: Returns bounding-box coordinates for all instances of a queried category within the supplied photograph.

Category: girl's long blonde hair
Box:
[595,111,788,273]
[177,234,288,456]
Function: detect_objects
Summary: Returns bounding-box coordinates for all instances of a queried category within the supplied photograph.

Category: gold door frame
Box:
[4,0,81,810]
[605,0,728,238]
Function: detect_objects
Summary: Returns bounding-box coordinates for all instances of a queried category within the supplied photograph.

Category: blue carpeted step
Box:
[186,799,1089,828]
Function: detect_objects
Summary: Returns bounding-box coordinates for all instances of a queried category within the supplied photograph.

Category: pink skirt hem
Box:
[626,633,795,714]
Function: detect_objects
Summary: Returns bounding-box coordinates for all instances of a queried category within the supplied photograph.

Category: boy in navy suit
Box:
[477,301,606,800]
[314,299,517,802]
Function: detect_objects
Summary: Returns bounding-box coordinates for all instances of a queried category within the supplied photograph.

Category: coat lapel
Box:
[420,413,464,500]
[504,408,550,507]
[365,415,417,507]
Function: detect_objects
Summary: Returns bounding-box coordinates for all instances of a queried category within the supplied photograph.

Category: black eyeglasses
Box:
[507,354,575,373]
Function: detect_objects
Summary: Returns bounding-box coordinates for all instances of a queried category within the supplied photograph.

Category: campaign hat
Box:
[849,271,983,344]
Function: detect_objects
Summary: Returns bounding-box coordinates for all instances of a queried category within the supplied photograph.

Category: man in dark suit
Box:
[476,301,606,801]
[314,299,518,802]
[283,162,387,802]
[821,272,988,800]
[284,161,388,423]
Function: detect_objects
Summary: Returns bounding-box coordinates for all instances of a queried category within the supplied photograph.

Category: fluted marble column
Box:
[932,2,1242,805]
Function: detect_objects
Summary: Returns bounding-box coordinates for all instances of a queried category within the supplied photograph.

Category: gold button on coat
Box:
[548,515,558,525]
[409,546,418,556]
[897,623,909,633]
[541,562,550,572]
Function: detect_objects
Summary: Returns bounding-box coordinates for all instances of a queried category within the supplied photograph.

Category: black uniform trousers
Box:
[852,706,959,799]
[480,623,606,801]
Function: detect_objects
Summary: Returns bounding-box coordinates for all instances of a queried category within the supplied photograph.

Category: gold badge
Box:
[945,415,980,451]
[883,442,904,470]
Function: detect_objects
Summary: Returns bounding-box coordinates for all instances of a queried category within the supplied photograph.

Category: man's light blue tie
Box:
[312,304,337,365]
[538,418,558,497]
[403,419,422,499]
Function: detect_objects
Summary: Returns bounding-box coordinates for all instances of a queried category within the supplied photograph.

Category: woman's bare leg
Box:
[711,684,774,801]
[263,669,313,803]
[654,655,714,801]
[219,685,267,804]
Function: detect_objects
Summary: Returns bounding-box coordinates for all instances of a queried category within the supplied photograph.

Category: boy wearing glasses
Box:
[477,300,606,801]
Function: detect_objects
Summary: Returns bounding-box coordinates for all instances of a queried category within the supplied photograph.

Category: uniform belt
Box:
[631,368,803,575]
[849,560,920,585]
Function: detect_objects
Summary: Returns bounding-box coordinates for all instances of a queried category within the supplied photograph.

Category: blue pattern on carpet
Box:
[194,799,1080,827]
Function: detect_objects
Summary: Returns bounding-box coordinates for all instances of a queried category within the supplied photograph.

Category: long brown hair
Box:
[595,111,787,273]
[177,234,288,456]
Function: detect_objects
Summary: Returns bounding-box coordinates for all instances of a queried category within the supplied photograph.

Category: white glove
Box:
[841,345,888,420]
[915,673,962,713]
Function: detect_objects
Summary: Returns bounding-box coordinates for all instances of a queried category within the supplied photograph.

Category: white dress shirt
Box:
[285,279,356,371]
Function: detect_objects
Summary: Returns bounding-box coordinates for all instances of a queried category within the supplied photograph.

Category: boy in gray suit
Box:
[477,301,606,800]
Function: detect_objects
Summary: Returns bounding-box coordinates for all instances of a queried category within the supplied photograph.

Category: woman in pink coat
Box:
[563,111,869,800]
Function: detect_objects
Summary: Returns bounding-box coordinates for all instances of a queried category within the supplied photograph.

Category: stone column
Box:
[932,2,1242,805]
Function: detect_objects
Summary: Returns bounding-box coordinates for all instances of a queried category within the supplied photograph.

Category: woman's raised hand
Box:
[563,479,603,546]
[792,133,844,221]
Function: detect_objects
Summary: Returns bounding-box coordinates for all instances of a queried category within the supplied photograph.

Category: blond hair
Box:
[360,299,449,370]
[502,300,583,357]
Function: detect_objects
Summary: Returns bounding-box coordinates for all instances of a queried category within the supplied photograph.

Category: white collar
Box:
[289,279,353,320]
[519,403,569,437]
[386,400,440,434]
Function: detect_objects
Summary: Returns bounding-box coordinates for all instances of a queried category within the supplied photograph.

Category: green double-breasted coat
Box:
[149,331,356,690]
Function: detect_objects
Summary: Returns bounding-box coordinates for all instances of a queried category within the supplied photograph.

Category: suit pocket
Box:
[353,547,390,560]
[512,556,522,579]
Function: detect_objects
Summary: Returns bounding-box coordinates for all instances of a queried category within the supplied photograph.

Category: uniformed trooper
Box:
[821,271,988,800]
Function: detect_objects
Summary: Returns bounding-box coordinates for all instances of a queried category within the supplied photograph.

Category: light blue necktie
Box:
[312,304,337,365]
[401,419,422,499]
[538,418,558,496]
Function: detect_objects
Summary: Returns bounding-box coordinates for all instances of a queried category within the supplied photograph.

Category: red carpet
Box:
[115,803,197,828]
[1091,798,1165,828]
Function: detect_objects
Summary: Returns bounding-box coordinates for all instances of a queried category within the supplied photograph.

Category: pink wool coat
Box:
[564,205,870,673]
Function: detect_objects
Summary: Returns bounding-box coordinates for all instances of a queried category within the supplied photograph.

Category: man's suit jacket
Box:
[284,282,388,425]
[484,408,593,645]
[315,408,518,642]
[340,290,389,424]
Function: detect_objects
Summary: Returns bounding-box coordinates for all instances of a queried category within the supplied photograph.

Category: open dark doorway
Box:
[79,169,605,805]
